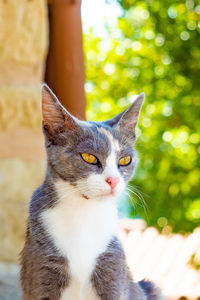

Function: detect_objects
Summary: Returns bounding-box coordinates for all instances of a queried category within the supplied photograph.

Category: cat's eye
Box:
[81,153,98,165]
[118,156,131,166]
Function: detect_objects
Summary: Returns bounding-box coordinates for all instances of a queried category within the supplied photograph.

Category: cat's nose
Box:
[106,177,120,190]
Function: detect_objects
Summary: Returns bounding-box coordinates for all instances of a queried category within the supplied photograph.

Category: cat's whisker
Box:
[131,184,150,199]
[127,185,148,206]
[124,190,136,213]
[126,185,149,218]
[127,189,144,206]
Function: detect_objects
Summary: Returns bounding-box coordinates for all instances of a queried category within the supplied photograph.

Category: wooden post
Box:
[45,0,86,120]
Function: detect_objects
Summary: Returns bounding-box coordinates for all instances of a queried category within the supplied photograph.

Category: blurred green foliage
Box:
[83,0,200,233]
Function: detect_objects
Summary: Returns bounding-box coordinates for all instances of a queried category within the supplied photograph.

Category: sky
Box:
[81,0,122,37]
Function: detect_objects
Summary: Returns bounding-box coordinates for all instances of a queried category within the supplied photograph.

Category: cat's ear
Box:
[105,93,144,135]
[41,84,79,136]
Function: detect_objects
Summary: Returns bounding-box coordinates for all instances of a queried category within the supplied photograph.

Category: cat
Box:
[20,84,164,300]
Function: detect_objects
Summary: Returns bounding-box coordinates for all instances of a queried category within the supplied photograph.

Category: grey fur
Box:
[20,84,164,299]
[91,237,163,299]
[92,237,149,300]
[20,180,70,300]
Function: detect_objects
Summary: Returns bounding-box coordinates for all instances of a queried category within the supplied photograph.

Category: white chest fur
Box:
[41,181,118,299]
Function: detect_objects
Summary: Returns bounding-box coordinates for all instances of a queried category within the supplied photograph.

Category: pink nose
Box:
[106,177,120,190]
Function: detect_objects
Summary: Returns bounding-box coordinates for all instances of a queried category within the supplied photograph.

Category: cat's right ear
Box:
[41,84,79,137]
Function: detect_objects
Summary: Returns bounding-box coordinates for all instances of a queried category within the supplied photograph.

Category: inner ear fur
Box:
[105,93,145,133]
[117,93,145,132]
[41,84,79,136]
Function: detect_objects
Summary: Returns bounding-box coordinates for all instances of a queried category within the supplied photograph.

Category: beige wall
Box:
[0,0,48,84]
[0,0,48,262]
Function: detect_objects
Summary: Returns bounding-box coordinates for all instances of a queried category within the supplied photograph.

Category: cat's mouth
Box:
[82,190,115,200]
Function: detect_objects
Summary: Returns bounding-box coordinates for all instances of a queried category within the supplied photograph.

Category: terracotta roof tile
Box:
[119,218,200,300]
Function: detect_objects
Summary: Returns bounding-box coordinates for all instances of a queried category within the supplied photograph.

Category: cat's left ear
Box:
[105,93,145,135]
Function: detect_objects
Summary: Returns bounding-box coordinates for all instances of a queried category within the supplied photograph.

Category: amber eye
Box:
[118,156,131,166]
[81,153,98,164]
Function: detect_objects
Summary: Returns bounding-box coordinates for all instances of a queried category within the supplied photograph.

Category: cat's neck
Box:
[41,179,119,282]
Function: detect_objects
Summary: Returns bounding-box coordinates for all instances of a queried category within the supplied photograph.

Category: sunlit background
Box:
[82,0,200,234]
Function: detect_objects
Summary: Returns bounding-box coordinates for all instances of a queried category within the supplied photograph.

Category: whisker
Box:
[126,185,150,219]
[124,190,136,214]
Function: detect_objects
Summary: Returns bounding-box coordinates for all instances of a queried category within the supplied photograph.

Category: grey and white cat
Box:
[20,84,164,300]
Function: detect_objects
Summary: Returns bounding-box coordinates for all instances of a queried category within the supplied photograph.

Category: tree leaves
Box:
[83,0,200,233]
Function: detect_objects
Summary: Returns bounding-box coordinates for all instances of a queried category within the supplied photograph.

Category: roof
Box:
[119,218,200,300]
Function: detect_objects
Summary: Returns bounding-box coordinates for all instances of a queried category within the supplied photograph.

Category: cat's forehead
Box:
[79,122,133,155]
[97,127,120,151]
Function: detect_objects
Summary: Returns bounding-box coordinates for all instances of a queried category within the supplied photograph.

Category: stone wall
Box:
[0,0,48,262]
[0,0,47,84]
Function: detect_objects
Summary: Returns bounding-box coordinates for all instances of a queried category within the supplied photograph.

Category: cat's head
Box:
[42,84,144,201]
